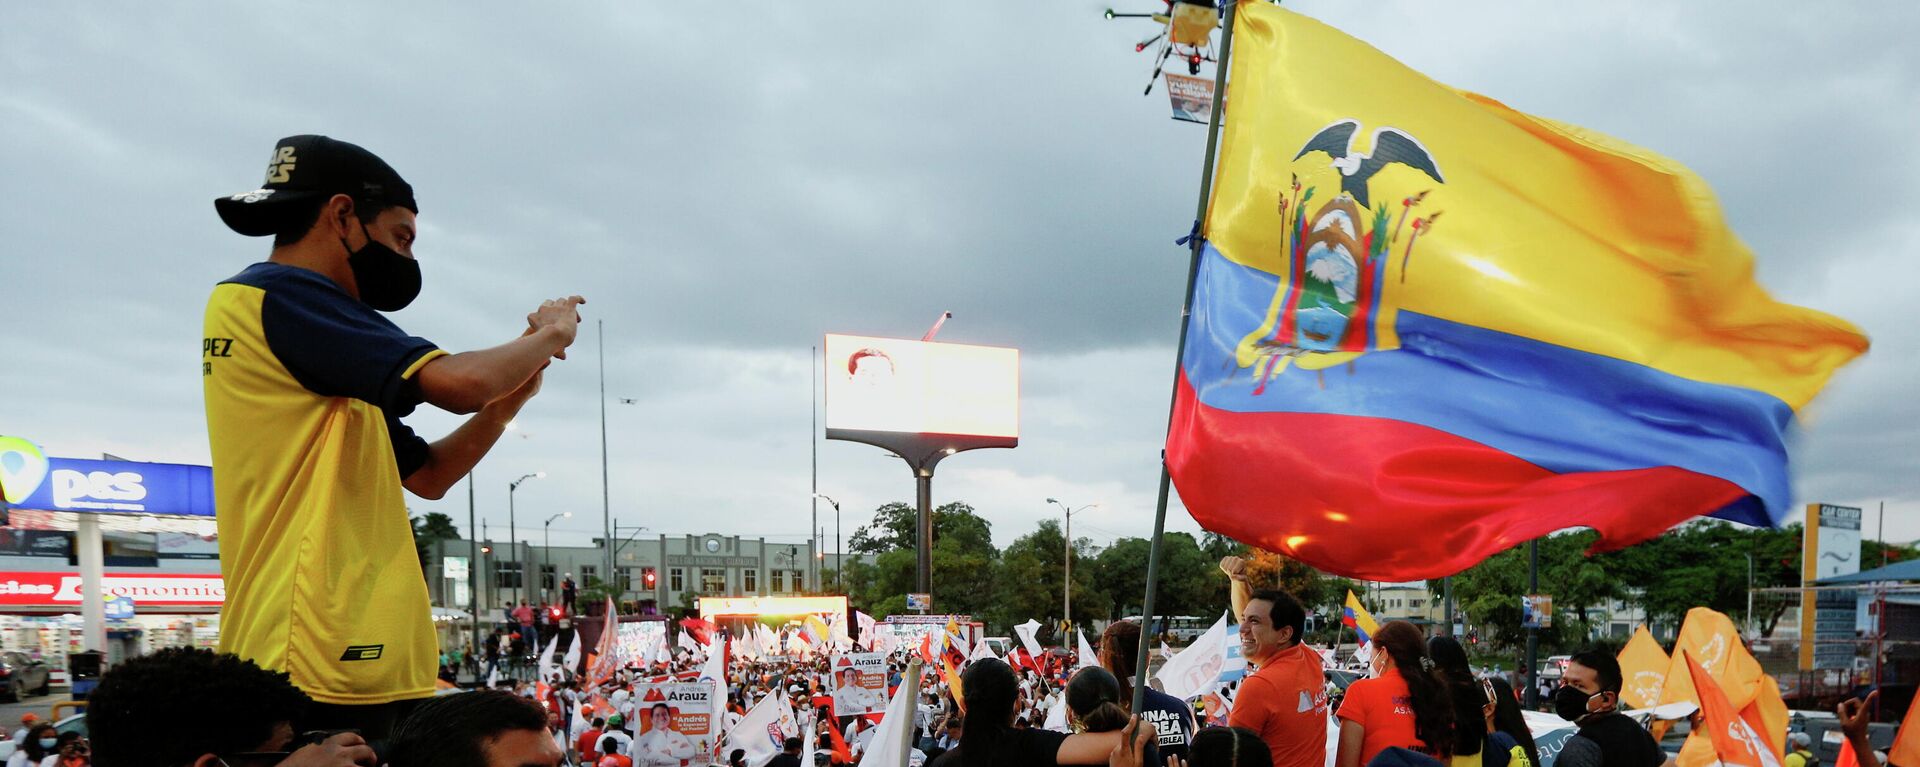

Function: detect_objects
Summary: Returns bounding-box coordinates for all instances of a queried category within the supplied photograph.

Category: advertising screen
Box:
[823,335,1018,439]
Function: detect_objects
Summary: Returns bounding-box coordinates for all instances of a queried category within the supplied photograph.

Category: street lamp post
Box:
[813,494,841,590]
[509,472,545,607]
[542,511,572,604]
[1047,498,1098,631]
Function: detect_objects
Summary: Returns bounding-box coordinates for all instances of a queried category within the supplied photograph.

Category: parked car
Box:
[0,652,52,701]
[1540,655,1573,680]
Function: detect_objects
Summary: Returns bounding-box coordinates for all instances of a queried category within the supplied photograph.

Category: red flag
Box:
[918,633,935,664]
[680,617,717,646]
[825,720,853,763]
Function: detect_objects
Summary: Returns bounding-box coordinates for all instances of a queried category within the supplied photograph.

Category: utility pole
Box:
[1047,499,1098,630]
[1524,539,1540,708]
[509,472,544,607]
[811,345,819,592]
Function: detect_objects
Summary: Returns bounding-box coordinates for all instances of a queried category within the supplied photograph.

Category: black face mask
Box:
[342,220,421,311]
[1553,686,1600,721]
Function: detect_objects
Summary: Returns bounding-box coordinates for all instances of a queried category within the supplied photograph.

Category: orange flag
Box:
[1891,695,1920,767]
[1737,674,1787,757]
[1616,624,1671,710]
[1834,738,1863,767]
[1681,650,1783,767]
[1661,607,1763,710]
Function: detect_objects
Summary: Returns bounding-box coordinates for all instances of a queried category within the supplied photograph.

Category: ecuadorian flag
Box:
[1167,3,1867,581]
[1341,591,1380,645]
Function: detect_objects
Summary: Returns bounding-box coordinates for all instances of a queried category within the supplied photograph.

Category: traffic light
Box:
[642,567,658,588]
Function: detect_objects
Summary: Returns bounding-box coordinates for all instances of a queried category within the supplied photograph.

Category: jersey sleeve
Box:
[260,274,445,412]
[387,413,430,479]
[1335,679,1372,724]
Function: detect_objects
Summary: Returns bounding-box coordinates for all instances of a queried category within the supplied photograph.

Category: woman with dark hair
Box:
[926,659,1150,767]
[1064,667,1131,733]
[1482,678,1537,767]
[1426,635,1485,761]
[5,724,57,767]
[1333,620,1455,767]
[1187,727,1271,767]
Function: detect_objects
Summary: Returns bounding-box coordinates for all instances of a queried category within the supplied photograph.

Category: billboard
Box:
[1802,503,1863,670]
[0,436,214,517]
[822,335,1018,440]
[697,595,848,622]
[0,572,224,607]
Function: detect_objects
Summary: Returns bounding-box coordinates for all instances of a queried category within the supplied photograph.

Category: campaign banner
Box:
[830,652,888,716]
[0,572,224,606]
[632,681,717,767]
[1165,73,1214,124]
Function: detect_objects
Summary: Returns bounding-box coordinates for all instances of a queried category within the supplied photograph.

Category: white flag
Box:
[1014,619,1044,660]
[855,611,878,650]
[856,661,924,767]
[1154,611,1231,700]
[563,630,582,674]
[537,633,560,682]
[966,636,998,665]
[1042,691,1070,732]
[727,688,800,767]
[1075,630,1099,672]
[1160,641,1175,660]
[679,630,702,655]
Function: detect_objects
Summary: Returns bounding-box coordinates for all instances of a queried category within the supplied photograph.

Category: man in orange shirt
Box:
[1221,557,1329,767]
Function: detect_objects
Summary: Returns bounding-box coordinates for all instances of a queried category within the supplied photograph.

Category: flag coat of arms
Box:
[1167,2,1867,580]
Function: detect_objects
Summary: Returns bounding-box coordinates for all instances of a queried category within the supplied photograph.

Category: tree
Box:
[989,519,1104,637]
[1093,534,1224,621]
[410,512,461,578]
[843,502,997,621]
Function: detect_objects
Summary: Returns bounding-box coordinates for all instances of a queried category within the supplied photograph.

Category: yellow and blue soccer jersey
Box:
[202,262,447,705]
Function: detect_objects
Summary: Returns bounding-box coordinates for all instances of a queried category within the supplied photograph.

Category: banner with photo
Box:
[830,652,889,716]
[632,681,718,766]
[1165,73,1214,124]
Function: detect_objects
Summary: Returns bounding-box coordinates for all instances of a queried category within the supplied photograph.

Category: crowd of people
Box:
[65,556,1909,767]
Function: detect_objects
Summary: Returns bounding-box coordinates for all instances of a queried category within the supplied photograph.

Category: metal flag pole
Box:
[469,473,481,666]
[1131,0,1239,717]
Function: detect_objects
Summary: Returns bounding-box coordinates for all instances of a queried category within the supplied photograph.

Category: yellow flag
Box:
[1615,624,1670,710]
[1659,607,1762,710]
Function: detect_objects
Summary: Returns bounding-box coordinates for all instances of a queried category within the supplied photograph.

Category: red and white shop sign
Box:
[0,572,224,606]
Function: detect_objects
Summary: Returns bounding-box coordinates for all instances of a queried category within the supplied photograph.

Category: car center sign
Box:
[0,572,224,607]
[0,436,214,517]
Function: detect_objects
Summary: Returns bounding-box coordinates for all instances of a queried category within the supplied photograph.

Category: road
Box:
[0,691,75,731]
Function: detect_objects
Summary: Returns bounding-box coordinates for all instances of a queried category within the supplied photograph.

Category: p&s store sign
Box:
[0,436,213,517]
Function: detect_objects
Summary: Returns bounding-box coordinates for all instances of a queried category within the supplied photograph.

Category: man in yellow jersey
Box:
[204,134,585,740]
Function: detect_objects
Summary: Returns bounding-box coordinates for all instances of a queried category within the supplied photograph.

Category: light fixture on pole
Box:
[509,472,545,607]
[542,511,572,604]
[1046,498,1099,631]
[812,494,841,590]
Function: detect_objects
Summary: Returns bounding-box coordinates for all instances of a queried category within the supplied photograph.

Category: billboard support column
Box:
[78,514,106,653]
[916,471,933,600]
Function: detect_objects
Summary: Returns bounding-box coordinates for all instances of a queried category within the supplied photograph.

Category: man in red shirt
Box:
[1221,557,1328,767]
[576,716,605,765]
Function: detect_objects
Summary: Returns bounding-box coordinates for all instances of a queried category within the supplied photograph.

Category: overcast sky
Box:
[2,2,1914,559]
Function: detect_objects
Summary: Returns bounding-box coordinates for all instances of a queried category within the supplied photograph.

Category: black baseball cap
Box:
[215,134,418,237]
